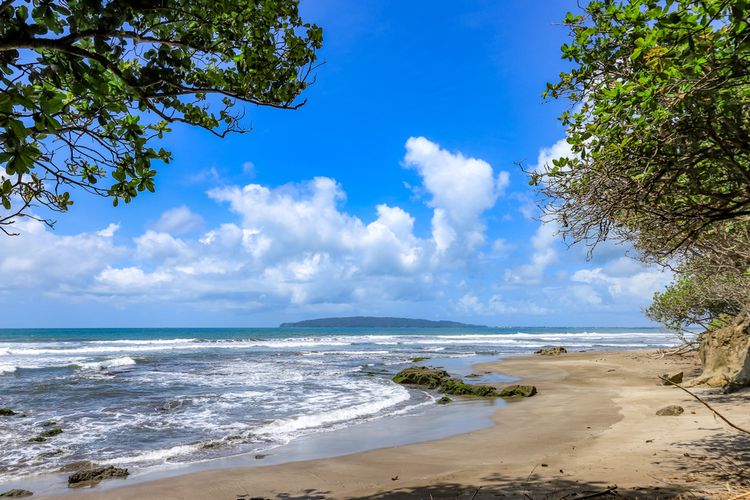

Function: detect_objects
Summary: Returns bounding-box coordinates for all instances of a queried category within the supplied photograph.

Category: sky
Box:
[0,0,672,328]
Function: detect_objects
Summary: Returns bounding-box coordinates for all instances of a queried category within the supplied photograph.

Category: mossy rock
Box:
[0,489,33,498]
[498,384,537,398]
[39,427,63,438]
[436,396,452,405]
[27,436,46,443]
[409,357,429,363]
[439,378,498,397]
[656,405,684,416]
[0,408,16,417]
[68,466,129,487]
[392,367,450,389]
[535,346,567,356]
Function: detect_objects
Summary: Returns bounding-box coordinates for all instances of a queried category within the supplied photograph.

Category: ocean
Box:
[0,327,677,485]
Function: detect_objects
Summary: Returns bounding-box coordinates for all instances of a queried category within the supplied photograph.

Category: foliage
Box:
[535,0,750,262]
[0,0,322,234]
[535,0,750,330]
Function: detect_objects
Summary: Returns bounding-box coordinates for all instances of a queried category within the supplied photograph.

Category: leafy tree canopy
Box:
[536,0,750,331]
[536,0,749,262]
[0,0,322,234]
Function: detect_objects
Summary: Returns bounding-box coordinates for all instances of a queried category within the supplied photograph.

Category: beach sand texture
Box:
[38,350,750,499]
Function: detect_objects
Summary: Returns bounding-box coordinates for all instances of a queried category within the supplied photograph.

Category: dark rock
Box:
[58,461,95,473]
[535,346,567,356]
[661,372,684,385]
[27,437,46,443]
[39,427,63,438]
[436,396,452,404]
[392,366,450,389]
[656,405,684,416]
[68,466,129,487]
[408,357,429,363]
[498,384,538,398]
[0,489,33,498]
[465,373,481,378]
[439,378,498,397]
[41,420,59,427]
[254,454,267,459]
[0,408,16,417]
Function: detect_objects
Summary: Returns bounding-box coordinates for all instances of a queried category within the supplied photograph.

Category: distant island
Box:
[279,316,487,328]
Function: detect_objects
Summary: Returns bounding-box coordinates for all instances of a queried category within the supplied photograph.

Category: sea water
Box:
[0,327,677,485]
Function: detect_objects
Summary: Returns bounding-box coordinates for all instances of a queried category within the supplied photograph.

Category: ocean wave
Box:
[0,364,16,374]
[77,356,137,371]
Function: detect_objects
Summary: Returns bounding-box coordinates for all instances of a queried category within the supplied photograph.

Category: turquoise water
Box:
[0,326,676,484]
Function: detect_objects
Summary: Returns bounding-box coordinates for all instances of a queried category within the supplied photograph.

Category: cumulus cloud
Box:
[531,137,574,173]
[152,206,204,235]
[403,136,509,254]
[504,221,559,284]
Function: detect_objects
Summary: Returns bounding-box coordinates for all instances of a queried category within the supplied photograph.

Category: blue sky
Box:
[0,1,671,328]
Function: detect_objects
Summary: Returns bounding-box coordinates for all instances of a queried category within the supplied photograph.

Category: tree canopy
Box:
[535,0,750,332]
[0,0,322,234]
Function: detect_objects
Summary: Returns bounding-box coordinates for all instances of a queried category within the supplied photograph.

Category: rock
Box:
[436,396,452,404]
[39,427,63,438]
[392,367,450,389]
[0,490,33,498]
[408,357,429,363]
[535,346,567,356]
[465,373,481,378]
[498,384,538,398]
[27,437,46,443]
[0,408,16,417]
[68,466,129,487]
[439,378,498,397]
[661,372,684,385]
[58,461,95,473]
[41,420,59,427]
[656,405,684,416]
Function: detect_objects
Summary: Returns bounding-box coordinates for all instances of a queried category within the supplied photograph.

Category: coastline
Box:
[26,348,750,499]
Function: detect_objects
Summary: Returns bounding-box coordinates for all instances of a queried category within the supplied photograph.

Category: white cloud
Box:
[404,136,508,254]
[152,206,204,235]
[504,221,559,284]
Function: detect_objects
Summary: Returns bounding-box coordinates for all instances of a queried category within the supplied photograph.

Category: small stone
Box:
[661,372,684,385]
[0,489,33,498]
[656,405,684,416]
[436,396,452,405]
[535,346,567,356]
[0,408,17,417]
[498,384,537,398]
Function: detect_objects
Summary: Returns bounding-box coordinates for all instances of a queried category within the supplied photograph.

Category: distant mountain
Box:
[279,316,487,328]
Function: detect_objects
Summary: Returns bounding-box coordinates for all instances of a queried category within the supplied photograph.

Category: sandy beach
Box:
[32,349,750,499]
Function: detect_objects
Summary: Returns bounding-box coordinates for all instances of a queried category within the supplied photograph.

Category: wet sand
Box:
[33,349,750,499]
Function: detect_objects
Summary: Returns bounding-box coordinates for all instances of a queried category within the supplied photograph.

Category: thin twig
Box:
[470,486,481,500]
[576,487,618,499]
[660,376,750,435]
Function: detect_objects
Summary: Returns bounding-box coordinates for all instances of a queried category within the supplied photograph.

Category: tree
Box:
[536,0,750,389]
[0,0,322,234]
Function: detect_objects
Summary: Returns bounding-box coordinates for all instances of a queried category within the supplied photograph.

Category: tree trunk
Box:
[689,307,750,392]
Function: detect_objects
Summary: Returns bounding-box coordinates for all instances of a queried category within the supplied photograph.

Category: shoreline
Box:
[20,348,750,499]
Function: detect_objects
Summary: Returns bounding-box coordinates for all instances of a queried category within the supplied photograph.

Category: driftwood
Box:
[659,376,750,435]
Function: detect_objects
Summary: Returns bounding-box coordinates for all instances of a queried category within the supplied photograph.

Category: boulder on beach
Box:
[660,372,684,385]
[39,428,63,438]
[498,384,538,398]
[535,346,567,356]
[0,408,16,417]
[68,466,129,487]
[439,378,498,397]
[0,490,33,498]
[656,405,684,416]
[436,396,452,404]
[392,366,450,389]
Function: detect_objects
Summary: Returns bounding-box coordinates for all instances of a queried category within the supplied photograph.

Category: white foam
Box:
[0,364,16,374]
[77,356,137,371]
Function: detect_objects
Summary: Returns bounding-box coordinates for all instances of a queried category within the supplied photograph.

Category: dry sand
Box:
[37,349,750,499]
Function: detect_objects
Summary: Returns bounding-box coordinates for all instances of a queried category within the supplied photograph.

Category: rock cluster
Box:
[68,466,129,487]
[392,366,537,400]
[0,490,33,498]
[535,346,568,356]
